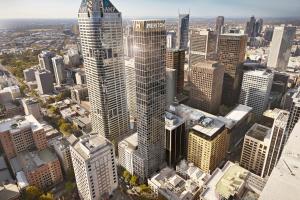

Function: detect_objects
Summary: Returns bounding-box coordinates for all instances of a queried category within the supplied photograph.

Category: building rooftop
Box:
[165,112,185,130]
[260,122,300,200]
[244,69,273,78]
[246,124,271,142]
[0,183,20,200]
[263,108,285,120]
[72,134,111,160]
[0,115,43,133]
[9,148,58,174]
[222,104,253,129]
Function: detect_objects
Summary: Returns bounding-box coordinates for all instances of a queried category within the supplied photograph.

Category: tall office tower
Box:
[165,112,185,168]
[262,110,289,177]
[78,0,129,142]
[245,16,256,37]
[190,29,217,65]
[167,31,176,49]
[240,123,271,177]
[38,51,55,73]
[215,16,225,35]
[35,70,54,95]
[177,14,190,50]
[125,59,137,119]
[166,49,185,95]
[166,68,176,109]
[286,89,300,135]
[190,61,224,114]
[187,117,229,173]
[218,34,247,106]
[52,55,65,86]
[123,26,134,58]
[70,134,118,200]
[260,122,300,200]
[264,26,274,42]
[239,70,273,119]
[267,25,296,71]
[255,18,263,36]
[132,20,166,181]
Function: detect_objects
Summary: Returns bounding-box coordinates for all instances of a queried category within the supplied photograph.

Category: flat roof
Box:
[246,124,271,141]
[0,115,43,133]
[260,122,300,200]
[192,119,225,138]
[224,104,252,128]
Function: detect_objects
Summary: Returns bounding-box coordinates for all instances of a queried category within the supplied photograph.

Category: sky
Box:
[0,0,300,19]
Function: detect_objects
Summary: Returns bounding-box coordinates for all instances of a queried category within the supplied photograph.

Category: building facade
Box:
[218,34,247,106]
[132,20,166,181]
[190,61,224,114]
[78,0,129,142]
[267,25,296,71]
[240,124,271,177]
[286,89,300,135]
[177,14,189,50]
[52,55,65,85]
[239,70,274,119]
[124,59,137,119]
[70,134,118,200]
[35,70,54,95]
[215,16,224,35]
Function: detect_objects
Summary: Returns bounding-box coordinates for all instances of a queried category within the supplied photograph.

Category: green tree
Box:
[23,186,42,200]
[59,122,72,136]
[130,175,138,187]
[123,170,131,183]
[66,169,75,181]
[39,192,54,200]
[65,181,76,193]
[139,184,150,193]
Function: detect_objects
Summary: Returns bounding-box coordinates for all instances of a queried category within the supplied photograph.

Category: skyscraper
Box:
[167,31,176,49]
[177,14,190,50]
[263,110,289,177]
[78,0,129,142]
[190,61,224,114]
[286,89,300,135]
[132,20,166,181]
[218,34,247,106]
[215,16,224,35]
[166,49,185,95]
[70,134,118,200]
[240,123,271,177]
[35,70,54,95]
[52,55,65,86]
[245,16,257,37]
[239,70,274,119]
[125,58,137,119]
[38,51,55,74]
[190,29,217,65]
[267,25,296,71]
[123,26,134,58]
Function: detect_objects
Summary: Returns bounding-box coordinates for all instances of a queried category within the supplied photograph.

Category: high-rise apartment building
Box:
[0,115,47,159]
[124,59,137,119]
[70,134,118,200]
[35,70,54,95]
[239,70,274,119]
[38,51,55,74]
[21,98,42,121]
[190,29,217,65]
[263,110,289,177]
[177,14,189,50]
[190,61,224,114]
[286,89,300,135]
[218,34,247,106]
[187,117,229,173]
[240,123,271,177]
[78,0,129,142]
[164,112,185,168]
[267,25,296,71]
[215,16,224,35]
[166,49,185,95]
[52,55,65,86]
[132,20,166,181]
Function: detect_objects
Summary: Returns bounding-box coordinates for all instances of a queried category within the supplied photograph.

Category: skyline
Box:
[0,0,300,19]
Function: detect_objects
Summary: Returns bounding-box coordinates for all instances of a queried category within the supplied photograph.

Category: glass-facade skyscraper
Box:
[177,14,190,50]
[78,0,129,142]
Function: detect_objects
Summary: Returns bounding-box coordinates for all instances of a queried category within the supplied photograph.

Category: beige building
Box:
[187,117,229,173]
[240,124,271,177]
[71,134,118,200]
[190,61,224,114]
[0,115,47,159]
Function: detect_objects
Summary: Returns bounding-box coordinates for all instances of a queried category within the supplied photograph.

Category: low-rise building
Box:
[9,148,63,190]
[0,115,47,159]
[199,161,266,200]
[70,85,88,104]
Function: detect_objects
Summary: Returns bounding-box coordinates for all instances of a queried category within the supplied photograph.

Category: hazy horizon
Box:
[0,0,300,19]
